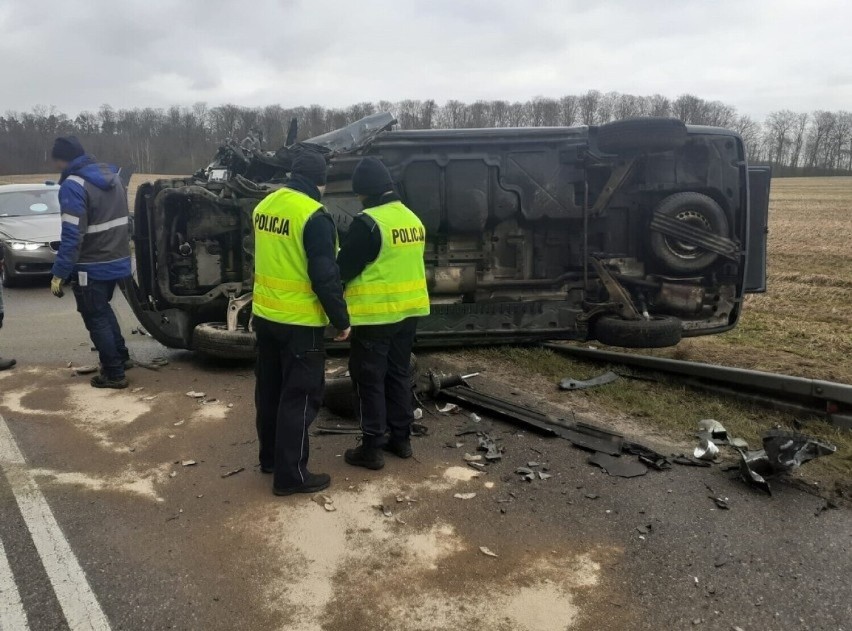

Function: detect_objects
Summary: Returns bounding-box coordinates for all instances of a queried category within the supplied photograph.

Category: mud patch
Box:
[243,475,604,631]
[30,463,171,501]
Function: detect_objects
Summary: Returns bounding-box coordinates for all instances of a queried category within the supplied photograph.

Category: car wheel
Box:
[592,315,683,348]
[649,192,730,274]
[596,118,688,154]
[192,322,257,360]
[322,354,419,419]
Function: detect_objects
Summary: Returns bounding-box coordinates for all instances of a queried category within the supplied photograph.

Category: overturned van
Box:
[123,114,770,358]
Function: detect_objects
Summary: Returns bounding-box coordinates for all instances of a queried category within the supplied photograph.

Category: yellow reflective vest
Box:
[345,201,430,325]
[252,188,333,326]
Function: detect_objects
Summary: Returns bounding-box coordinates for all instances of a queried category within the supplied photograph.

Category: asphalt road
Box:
[0,279,850,631]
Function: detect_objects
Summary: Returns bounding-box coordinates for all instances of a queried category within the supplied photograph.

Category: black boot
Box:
[383,437,413,459]
[345,441,385,470]
[273,472,331,496]
[90,374,129,389]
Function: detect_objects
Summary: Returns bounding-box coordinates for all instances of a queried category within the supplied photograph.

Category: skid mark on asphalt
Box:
[244,467,604,631]
[0,413,111,630]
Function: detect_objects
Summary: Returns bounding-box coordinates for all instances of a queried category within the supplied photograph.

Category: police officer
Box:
[50,136,132,388]
[337,157,430,470]
[253,150,350,496]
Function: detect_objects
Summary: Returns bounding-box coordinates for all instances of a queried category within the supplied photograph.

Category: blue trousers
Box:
[72,278,129,380]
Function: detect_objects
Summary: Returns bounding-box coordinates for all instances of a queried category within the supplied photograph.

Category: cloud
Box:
[0,0,848,119]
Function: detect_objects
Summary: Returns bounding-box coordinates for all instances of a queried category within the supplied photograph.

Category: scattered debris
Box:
[174,420,185,426]
[186,391,206,399]
[515,467,534,475]
[413,407,423,420]
[169,471,177,478]
[477,434,502,461]
[221,467,244,478]
[142,395,158,402]
[484,481,495,489]
[709,496,729,510]
[468,462,487,471]
[672,454,712,468]
[463,453,483,462]
[588,452,648,478]
[469,413,482,423]
[479,546,498,558]
[729,437,749,450]
[74,365,99,375]
[697,419,728,442]
[181,460,197,467]
[527,461,540,467]
[558,371,618,391]
[584,493,599,500]
[131,387,145,393]
[562,421,623,456]
[454,492,477,500]
[636,524,652,535]
[374,504,393,518]
[739,430,836,495]
[437,403,460,414]
[538,472,552,480]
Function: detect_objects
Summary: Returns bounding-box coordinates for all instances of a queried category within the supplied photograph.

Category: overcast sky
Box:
[1,0,849,120]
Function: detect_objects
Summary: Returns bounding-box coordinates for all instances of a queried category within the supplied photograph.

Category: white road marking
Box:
[0,537,30,631]
[0,414,111,631]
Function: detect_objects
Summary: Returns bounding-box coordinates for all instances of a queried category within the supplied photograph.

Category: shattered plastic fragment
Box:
[762,430,836,474]
[694,438,719,461]
[479,546,498,558]
[413,407,423,420]
[470,413,482,423]
[515,467,534,475]
[584,493,599,500]
[181,460,197,467]
[464,453,483,462]
[588,452,648,478]
[698,419,728,442]
[454,492,477,500]
[538,472,552,480]
[186,391,206,398]
[437,403,459,414]
[527,461,540,468]
[709,496,729,510]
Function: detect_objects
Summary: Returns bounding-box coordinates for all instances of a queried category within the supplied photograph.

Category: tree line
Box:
[1,92,850,176]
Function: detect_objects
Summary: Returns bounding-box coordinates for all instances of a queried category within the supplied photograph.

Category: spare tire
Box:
[193,323,257,360]
[597,118,687,154]
[649,192,729,274]
[592,315,682,348]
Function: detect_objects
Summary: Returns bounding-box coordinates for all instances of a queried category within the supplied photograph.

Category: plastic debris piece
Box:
[181,460,197,466]
[729,437,749,450]
[698,419,728,442]
[464,453,483,462]
[559,371,618,391]
[636,524,652,535]
[313,495,335,512]
[169,471,177,478]
[588,452,648,478]
[468,462,487,470]
[437,403,459,414]
[186,391,206,398]
[173,420,185,426]
[454,492,477,500]
[413,407,423,420]
[762,429,836,474]
[527,461,541,468]
[74,365,99,375]
[131,387,144,393]
[584,493,599,499]
[538,472,552,480]
[221,467,244,478]
[479,546,498,558]
[515,467,534,475]
[470,413,482,423]
[709,496,729,510]
[524,473,536,482]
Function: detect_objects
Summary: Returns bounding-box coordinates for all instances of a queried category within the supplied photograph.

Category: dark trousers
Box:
[72,278,128,380]
[349,317,418,446]
[254,317,325,488]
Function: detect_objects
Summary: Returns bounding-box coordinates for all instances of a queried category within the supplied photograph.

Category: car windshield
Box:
[0,189,60,217]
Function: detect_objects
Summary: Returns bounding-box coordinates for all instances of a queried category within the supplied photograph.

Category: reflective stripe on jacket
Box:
[252,188,333,326]
[344,201,430,325]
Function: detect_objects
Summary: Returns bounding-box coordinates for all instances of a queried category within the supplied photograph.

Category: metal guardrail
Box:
[542,343,852,429]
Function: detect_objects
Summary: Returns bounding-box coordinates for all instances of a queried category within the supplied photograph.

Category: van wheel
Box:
[597,118,687,154]
[592,315,682,348]
[193,323,257,360]
[649,192,729,273]
[323,353,419,419]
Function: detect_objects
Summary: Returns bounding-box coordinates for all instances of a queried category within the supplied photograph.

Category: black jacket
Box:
[286,176,349,330]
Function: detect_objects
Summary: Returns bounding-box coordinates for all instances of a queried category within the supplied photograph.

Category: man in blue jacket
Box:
[50,136,132,389]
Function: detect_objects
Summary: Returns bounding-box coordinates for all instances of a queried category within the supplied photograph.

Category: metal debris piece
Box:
[729,437,749,450]
[477,434,502,461]
[186,391,206,398]
[468,462,487,471]
[694,437,720,461]
[709,495,729,510]
[221,467,244,478]
[479,546,498,558]
[464,453,483,462]
[672,454,712,467]
[698,419,728,442]
[588,452,648,478]
[559,371,618,391]
[515,467,534,475]
[538,472,552,480]
[181,460,197,467]
[454,492,477,500]
[762,429,836,474]
[738,450,773,495]
[623,442,672,470]
[437,403,460,414]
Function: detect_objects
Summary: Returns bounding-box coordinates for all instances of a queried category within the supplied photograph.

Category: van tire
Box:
[323,353,419,419]
[597,118,688,154]
[593,315,683,348]
[193,322,257,360]
[650,192,729,273]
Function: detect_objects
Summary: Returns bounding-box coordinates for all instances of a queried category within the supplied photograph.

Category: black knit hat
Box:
[351,157,394,196]
[290,151,327,186]
[51,136,85,162]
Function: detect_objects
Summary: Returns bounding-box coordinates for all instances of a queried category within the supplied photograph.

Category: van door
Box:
[744,166,771,293]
